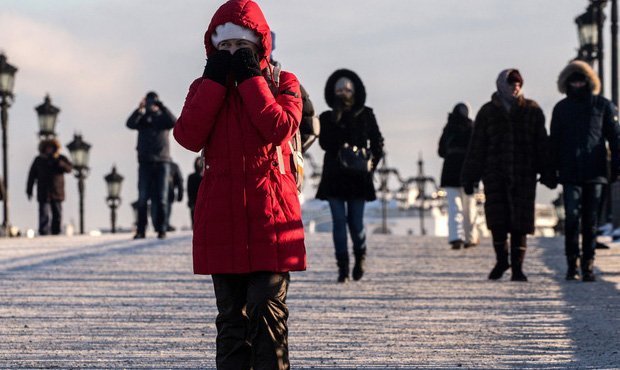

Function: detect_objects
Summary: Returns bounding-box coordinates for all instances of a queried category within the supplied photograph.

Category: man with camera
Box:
[126,91,176,239]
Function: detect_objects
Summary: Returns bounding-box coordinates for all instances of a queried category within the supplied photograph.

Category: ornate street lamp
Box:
[104,166,123,233]
[67,134,91,235]
[0,53,18,235]
[35,94,60,139]
[576,4,599,63]
[411,154,438,236]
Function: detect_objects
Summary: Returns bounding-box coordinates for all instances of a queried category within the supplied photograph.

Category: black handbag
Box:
[337,143,373,174]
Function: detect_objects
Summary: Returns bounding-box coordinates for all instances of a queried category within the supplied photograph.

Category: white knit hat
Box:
[211,22,260,48]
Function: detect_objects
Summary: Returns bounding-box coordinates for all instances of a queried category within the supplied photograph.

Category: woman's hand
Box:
[203,50,233,86]
[231,48,262,84]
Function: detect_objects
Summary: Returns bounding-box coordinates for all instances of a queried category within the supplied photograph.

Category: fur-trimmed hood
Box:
[324,69,367,113]
[557,60,600,95]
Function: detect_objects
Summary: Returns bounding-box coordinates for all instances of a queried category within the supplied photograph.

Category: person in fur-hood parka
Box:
[173,0,305,368]
[316,68,384,284]
[550,59,620,282]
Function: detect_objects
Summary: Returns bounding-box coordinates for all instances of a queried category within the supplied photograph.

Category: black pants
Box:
[38,200,62,235]
[491,229,526,252]
[563,183,604,261]
[212,272,290,370]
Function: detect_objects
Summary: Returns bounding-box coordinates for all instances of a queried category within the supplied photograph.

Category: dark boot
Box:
[582,258,596,282]
[352,250,366,281]
[336,253,349,283]
[565,255,580,281]
[450,240,464,250]
[510,244,528,282]
[489,241,510,280]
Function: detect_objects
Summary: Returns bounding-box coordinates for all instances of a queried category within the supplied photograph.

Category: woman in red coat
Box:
[173,1,305,368]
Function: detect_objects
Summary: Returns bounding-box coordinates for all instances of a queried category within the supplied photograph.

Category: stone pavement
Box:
[0,232,618,369]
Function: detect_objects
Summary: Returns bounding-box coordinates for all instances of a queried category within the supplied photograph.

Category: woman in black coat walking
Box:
[438,102,478,250]
[462,69,554,282]
[316,69,384,283]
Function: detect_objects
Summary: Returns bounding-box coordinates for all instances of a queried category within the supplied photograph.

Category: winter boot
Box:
[565,255,580,281]
[336,253,350,283]
[450,240,465,250]
[488,241,510,280]
[581,258,596,282]
[510,245,528,282]
[352,250,366,281]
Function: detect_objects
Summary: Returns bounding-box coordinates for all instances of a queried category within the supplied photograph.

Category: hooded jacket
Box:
[173,0,305,275]
[126,102,176,163]
[27,140,73,202]
[315,69,385,201]
[438,108,473,188]
[461,72,550,234]
[550,60,620,184]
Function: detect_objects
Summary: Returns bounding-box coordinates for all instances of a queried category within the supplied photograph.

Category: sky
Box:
[0,0,604,233]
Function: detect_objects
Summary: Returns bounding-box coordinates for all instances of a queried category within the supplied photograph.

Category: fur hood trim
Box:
[558,60,600,95]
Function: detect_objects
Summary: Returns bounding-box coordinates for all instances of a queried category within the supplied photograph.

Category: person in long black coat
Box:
[186,156,203,227]
[316,69,384,283]
[438,102,478,250]
[550,60,620,282]
[26,138,73,235]
[462,69,554,282]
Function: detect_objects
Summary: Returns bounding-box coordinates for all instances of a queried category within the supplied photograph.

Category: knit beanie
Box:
[211,22,260,48]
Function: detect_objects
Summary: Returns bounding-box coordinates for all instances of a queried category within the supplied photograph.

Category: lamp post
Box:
[67,134,91,235]
[104,166,123,233]
[576,1,608,92]
[411,153,438,236]
[35,94,60,139]
[0,53,18,235]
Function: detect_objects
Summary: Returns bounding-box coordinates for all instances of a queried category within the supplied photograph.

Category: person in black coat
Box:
[316,69,384,283]
[438,102,478,250]
[550,60,620,282]
[187,156,204,227]
[26,138,73,235]
[126,91,176,239]
[462,69,554,282]
[151,161,183,232]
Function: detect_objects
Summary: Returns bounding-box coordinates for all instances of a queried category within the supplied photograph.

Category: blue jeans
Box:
[563,183,604,261]
[328,198,366,256]
[39,200,62,235]
[137,162,170,234]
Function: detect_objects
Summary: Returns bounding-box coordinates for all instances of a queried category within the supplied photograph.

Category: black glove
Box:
[231,48,262,84]
[540,173,558,190]
[463,183,475,195]
[203,50,232,86]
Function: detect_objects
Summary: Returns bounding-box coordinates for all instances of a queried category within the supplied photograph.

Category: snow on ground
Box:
[0,232,618,369]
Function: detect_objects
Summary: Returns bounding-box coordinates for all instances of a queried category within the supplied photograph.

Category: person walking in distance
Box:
[26,139,73,235]
[315,69,385,283]
[186,156,203,227]
[438,102,478,250]
[550,60,620,282]
[126,91,176,240]
[461,69,555,282]
[173,1,306,368]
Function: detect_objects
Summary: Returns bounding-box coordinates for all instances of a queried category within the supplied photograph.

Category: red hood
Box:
[204,0,272,69]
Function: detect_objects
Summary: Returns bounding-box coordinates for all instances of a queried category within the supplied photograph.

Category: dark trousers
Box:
[137,162,170,234]
[491,229,526,252]
[563,183,604,261]
[212,272,290,370]
[38,200,62,235]
[328,198,367,256]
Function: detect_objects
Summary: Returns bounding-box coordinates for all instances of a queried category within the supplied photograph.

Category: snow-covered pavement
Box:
[0,232,618,369]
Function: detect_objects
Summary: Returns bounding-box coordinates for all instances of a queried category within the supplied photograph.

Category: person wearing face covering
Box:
[316,69,385,283]
[438,102,478,250]
[550,60,620,282]
[173,1,305,368]
[461,69,554,282]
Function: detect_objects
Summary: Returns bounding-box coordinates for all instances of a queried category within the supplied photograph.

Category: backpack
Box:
[267,62,304,194]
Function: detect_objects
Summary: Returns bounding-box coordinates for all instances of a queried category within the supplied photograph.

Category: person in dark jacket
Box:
[151,161,183,232]
[550,60,620,282]
[316,69,385,283]
[462,69,554,282]
[126,91,176,239]
[438,102,478,250]
[186,156,203,227]
[26,138,73,235]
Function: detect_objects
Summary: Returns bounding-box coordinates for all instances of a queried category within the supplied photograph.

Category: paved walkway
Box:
[0,232,618,369]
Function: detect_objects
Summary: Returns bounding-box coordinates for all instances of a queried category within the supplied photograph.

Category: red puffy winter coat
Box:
[174,0,306,275]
